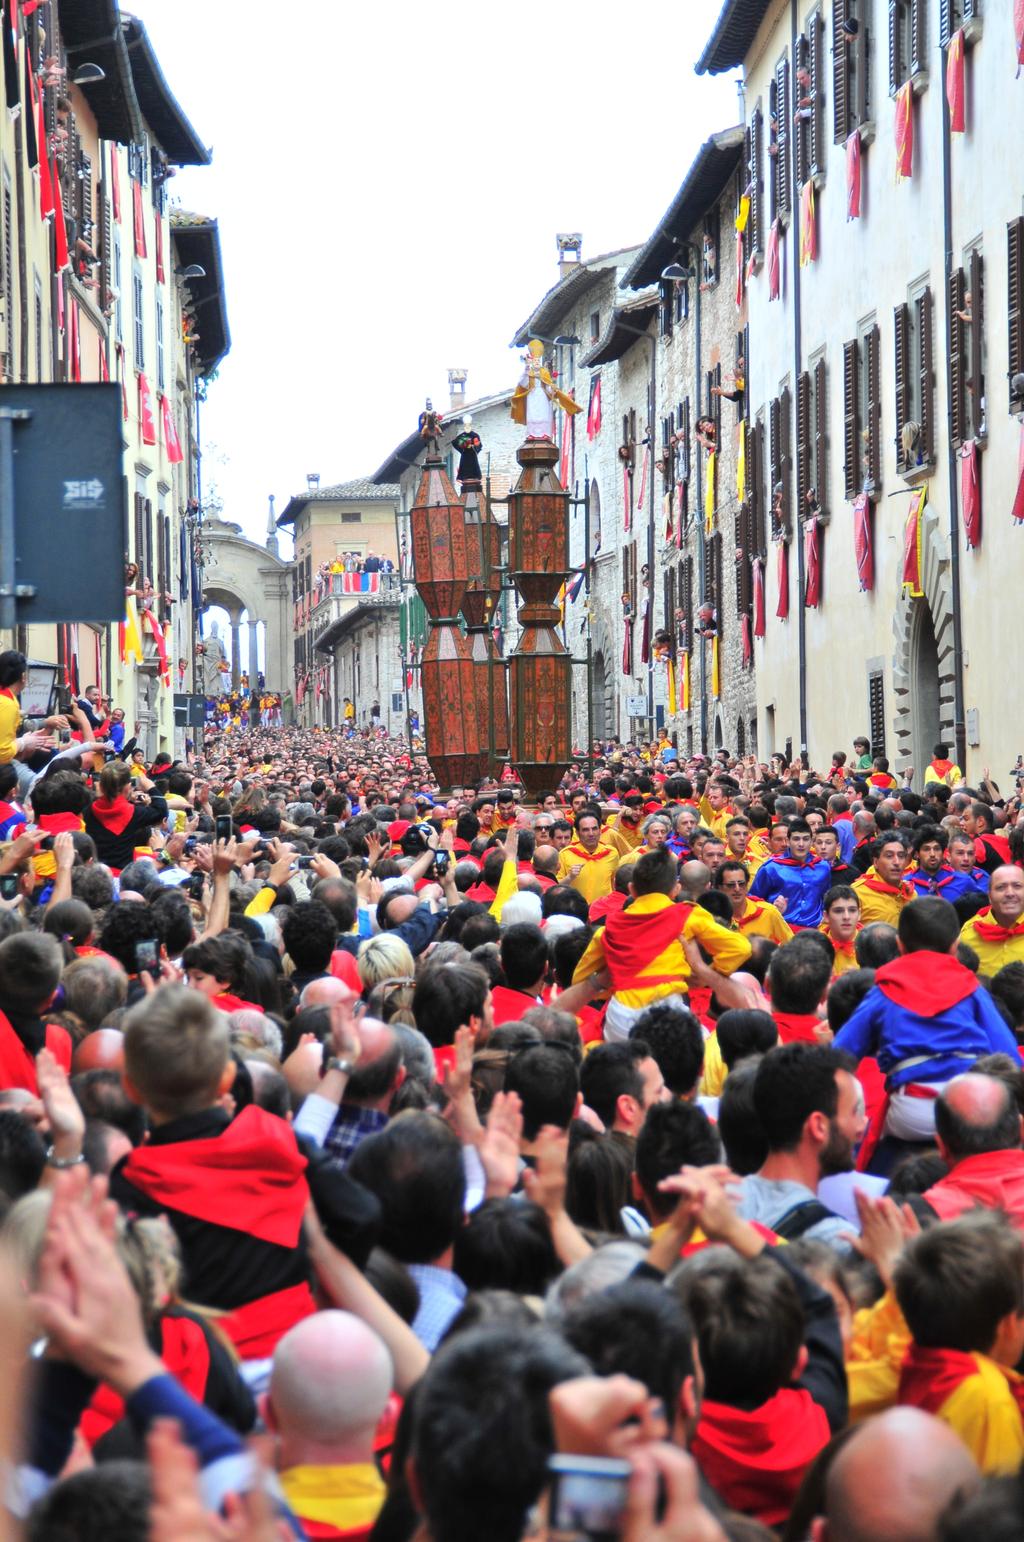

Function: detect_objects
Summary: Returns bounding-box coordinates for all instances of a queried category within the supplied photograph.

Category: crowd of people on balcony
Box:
[3,704,1024,1537]
[312,552,397,603]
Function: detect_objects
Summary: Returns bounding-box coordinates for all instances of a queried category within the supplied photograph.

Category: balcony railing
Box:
[297,571,402,641]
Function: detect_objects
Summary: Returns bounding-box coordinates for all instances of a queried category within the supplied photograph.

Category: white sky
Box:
[130,0,739,558]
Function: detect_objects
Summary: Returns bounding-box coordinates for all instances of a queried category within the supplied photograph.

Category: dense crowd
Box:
[1,649,1024,1539]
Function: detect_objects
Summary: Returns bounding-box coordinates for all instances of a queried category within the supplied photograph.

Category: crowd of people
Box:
[1,667,1024,1539]
[313,553,397,602]
[205,685,284,734]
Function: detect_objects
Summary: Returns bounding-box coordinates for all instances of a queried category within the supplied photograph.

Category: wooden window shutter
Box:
[919,286,935,462]
[144,498,154,587]
[714,534,724,636]
[780,384,793,535]
[133,492,144,567]
[843,340,859,498]
[735,504,752,614]
[939,0,953,48]
[683,555,693,650]
[99,185,111,312]
[1008,218,1024,408]
[894,302,910,470]
[769,396,781,537]
[752,418,767,555]
[949,266,966,449]
[888,0,901,94]
[833,0,850,143]
[910,0,926,77]
[809,8,825,176]
[682,397,691,513]
[814,357,828,516]
[969,248,985,438]
[751,106,764,257]
[867,325,882,490]
[775,58,791,220]
[156,512,167,621]
[796,371,812,519]
[963,0,978,18]
[869,671,886,757]
[795,34,809,189]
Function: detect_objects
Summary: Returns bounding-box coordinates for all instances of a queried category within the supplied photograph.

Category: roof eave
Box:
[170,217,229,376]
[620,127,745,291]
[122,15,211,164]
[696,0,772,74]
[58,0,145,144]
[579,298,659,368]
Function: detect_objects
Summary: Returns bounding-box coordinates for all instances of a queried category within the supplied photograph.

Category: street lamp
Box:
[176,265,206,280]
[71,62,105,84]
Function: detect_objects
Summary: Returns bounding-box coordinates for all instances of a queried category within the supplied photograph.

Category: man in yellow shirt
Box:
[572,845,750,1040]
[959,866,1024,974]
[617,811,673,869]
[853,834,915,926]
[556,810,620,906]
[723,814,766,877]
[716,860,793,943]
[603,794,646,859]
[698,777,738,841]
[820,886,862,975]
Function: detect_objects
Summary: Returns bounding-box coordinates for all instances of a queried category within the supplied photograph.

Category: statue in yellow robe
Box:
[511,339,581,440]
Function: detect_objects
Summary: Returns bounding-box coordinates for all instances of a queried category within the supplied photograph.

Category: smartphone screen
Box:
[215,815,233,843]
[0,875,19,900]
[134,939,159,973]
[547,1456,632,1542]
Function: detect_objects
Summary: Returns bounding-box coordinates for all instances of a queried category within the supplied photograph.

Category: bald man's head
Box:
[269,1310,393,1455]
[678,861,710,900]
[71,1028,125,1075]
[935,1072,1022,1163]
[814,1407,979,1542]
[345,1016,404,1106]
[299,977,351,1011]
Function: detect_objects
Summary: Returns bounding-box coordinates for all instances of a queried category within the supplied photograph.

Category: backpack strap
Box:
[772,1199,836,1240]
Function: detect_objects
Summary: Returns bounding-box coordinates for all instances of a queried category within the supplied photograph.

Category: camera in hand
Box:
[433,850,450,876]
[134,939,159,974]
[547,1455,631,1541]
[215,815,233,843]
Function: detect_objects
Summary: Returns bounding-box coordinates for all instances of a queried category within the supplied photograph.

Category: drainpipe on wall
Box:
[791,0,808,766]
[695,271,707,754]
[940,38,968,774]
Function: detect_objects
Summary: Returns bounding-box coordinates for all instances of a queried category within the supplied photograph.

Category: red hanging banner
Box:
[53,166,69,269]
[160,394,184,463]
[767,219,781,301]
[804,520,821,607]
[623,465,632,534]
[622,619,633,676]
[853,493,874,591]
[675,483,685,549]
[776,542,790,619]
[586,376,602,441]
[559,399,573,489]
[1013,423,1024,523]
[961,440,981,548]
[946,29,966,133]
[1016,0,1024,77]
[846,131,862,219]
[132,177,147,259]
[139,372,157,445]
[753,558,766,637]
[895,81,914,180]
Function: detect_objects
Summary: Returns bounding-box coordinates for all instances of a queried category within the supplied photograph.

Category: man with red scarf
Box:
[0,932,71,1094]
[110,987,379,1383]
[852,834,914,926]
[961,801,1013,875]
[835,899,1017,1159]
[960,866,1024,974]
[749,819,833,929]
[83,759,166,872]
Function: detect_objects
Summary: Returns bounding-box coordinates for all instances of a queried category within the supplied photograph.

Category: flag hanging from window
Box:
[853,493,874,590]
[776,541,790,618]
[636,444,649,515]
[111,146,121,222]
[640,594,651,665]
[711,635,721,698]
[120,597,143,664]
[901,486,927,596]
[767,219,781,301]
[559,399,574,488]
[799,181,817,267]
[139,373,157,445]
[895,81,914,180]
[736,424,746,504]
[846,131,862,220]
[675,483,685,549]
[680,652,690,712]
[753,558,766,637]
[160,394,183,463]
[663,490,674,543]
[132,176,147,259]
[804,520,821,607]
[704,449,716,535]
[735,227,744,309]
[1013,423,1024,522]
[53,166,69,269]
[946,30,966,132]
[623,465,633,534]
[586,376,602,440]
[1016,0,1024,77]
[666,651,677,715]
[34,73,53,219]
[961,440,981,548]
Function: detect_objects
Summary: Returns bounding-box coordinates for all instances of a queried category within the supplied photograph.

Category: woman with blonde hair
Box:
[357,932,415,992]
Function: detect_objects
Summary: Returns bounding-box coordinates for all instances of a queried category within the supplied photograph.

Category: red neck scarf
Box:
[858,870,912,899]
[122,1105,308,1247]
[567,842,613,862]
[771,854,816,869]
[602,901,692,990]
[89,796,134,836]
[898,1345,1024,1420]
[38,811,85,835]
[772,1011,823,1044]
[693,1388,829,1527]
[821,923,859,957]
[738,901,766,928]
[874,952,977,1015]
[971,907,1024,943]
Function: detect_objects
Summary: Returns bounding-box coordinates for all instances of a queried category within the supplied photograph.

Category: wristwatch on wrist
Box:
[45,1145,85,1169]
[321,1056,355,1079]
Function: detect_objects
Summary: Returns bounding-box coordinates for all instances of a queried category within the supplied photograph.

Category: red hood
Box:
[925,1149,1024,1226]
[693,1389,829,1526]
[874,951,977,1016]
[89,797,134,836]
[589,890,627,925]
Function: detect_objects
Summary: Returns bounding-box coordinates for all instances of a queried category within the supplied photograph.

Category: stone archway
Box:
[200,515,291,699]
[891,497,955,776]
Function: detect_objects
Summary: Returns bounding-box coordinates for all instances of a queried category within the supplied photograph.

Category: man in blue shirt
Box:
[749,818,834,929]
[946,830,990,895]
[907,825,987,903]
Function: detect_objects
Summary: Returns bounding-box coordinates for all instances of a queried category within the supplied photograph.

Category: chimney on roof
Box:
[266,494,279,557]
[556,232,583,281]
[448,368,468,414]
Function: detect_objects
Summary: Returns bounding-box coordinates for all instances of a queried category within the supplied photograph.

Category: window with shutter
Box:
[795,33,809,188]
[918,286,934,463]
[1,173,11,376]
[808,8,826,177]
[890,0,926,91]
[659,280,673,340]
[1008,217,1024,414]
[752,417,767,555]
[775,57,791,221]
[735,331,746,423]
[133,493,144,569]
[769,397,782,537]
[682,556,693,651]
[796,371,812,520]
[750,106,764,259]
[714,535,724,637]
[833,0,850,142]
[967,247,986,440]
[843,340,859,499]
[894,302,911,470]
[144,498,154,588]
[866,324,882,490]
[813,356,828,518]
[868,671,886,757]
[702,210,720,288]
[779,385,792,536]
[735,503,753,614]
[949,266,966,449]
